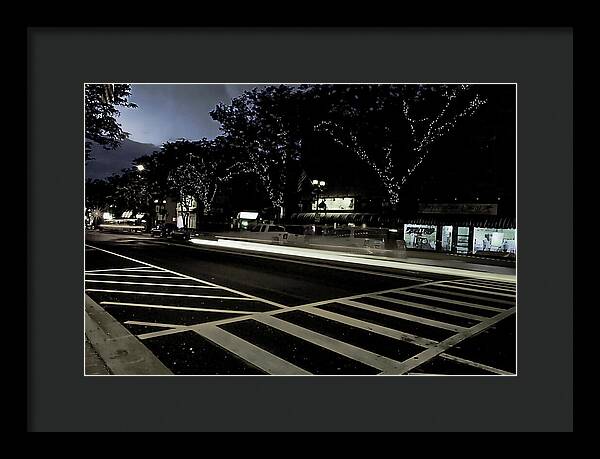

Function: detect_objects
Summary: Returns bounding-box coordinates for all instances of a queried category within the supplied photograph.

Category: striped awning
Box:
[290,212,380,224]
[289,212,516,229]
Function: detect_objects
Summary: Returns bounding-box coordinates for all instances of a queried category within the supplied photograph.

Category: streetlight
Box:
[312,179,326,224]
[135,164,145,171]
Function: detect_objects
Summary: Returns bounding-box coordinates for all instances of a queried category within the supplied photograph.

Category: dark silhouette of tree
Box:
[311,84,487,205]
[161,138,246,225]
[85,84,137,161]
[210,85,304,219]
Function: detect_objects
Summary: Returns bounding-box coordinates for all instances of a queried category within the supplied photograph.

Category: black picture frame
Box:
[27,26,573,432]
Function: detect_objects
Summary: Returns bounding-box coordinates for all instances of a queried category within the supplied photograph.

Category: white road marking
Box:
[277,281,443,311]
[445,279,516,292]
[387,290,506,313]
[85,280,221,289]
[115,269,168,274]
[86,289,252,300]
[86,244,287,309]
[100,301,261,315]
[296,305,437,348]
[457,278,516,289]
[124,320,188,329]
[254,314,406,373]
[132,282,445,343]
[370,294,486,321]
[85,267,145,273]
[438,353,513,375]
[86,242,516,375]
[378,307,516,375]
[196,325,311,375]
[338,299,466,333]
[416,286,515,305]
[435,282,516,298]
[85,273,183,279]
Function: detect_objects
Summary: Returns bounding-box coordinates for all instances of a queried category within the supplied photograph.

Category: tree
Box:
[310,84,487,206]
[210,85,304,219]
[164,138,247,226]
[85,84,137,161]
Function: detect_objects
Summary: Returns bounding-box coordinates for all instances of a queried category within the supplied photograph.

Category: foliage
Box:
[310,84,487,205]
[210,85,304,214]
[85,84,137,161]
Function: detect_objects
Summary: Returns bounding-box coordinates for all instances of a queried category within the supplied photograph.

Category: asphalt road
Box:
[84,231,517,376]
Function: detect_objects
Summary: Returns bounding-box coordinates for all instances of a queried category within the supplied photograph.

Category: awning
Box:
[290,212,381,224]
[289,212,516,229]
[394,215,516,229]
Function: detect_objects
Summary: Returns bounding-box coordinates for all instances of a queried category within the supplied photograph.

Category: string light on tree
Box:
[316,84,486,205]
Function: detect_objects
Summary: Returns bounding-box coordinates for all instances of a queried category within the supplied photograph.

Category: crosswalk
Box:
[133,277,516,376]
[85,244,516,376]
[84,262,285,334]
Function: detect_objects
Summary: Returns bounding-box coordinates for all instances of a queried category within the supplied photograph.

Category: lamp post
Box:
[312,179,326,224]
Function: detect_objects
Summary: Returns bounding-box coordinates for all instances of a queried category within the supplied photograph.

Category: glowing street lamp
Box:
[135,164,145,171]
[312,179,326,223]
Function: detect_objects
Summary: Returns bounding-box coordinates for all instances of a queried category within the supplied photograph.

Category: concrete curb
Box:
[84,294,172,375]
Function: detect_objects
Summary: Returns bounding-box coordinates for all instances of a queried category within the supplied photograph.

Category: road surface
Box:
[84,231,516,376]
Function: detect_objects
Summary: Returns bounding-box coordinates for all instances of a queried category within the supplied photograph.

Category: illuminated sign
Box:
[418,203,498,215]
[177,196,197,211]
[238,211,259,220]
[312,197,354,211]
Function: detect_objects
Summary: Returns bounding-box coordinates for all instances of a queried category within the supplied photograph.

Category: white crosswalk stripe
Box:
[86,245,516,375]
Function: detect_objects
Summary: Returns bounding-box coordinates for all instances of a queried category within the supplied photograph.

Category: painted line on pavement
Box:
[438,353,513,375]
[371,294,487,321]
[124,320,188,329]
[86,289,251,300]
[86,244,288,309]
[435,282,516,298]
[416,287,515,305]
[387,290,506,313]
[339,299,466,333]
[138,281,446,347]
[85,280,221,289]
[85,273,183,279]
[378,307,516,375]
[254,314,406,373]
[100,301,262,315]
[195,325,311,375]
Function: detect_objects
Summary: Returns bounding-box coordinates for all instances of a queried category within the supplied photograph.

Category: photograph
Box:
[84,82,517,376]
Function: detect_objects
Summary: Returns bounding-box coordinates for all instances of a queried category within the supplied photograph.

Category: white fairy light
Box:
[317,85,486,205]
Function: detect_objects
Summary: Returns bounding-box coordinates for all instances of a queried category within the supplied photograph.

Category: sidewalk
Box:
[85,337,111,375]
[84,294,172,376]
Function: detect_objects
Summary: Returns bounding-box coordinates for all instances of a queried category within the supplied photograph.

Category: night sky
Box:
[118,84,266,145]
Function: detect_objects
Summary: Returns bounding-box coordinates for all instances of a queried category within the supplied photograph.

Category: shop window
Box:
[473,228,517,255]
[456,227,470,254]
[403,224,437,251]
[441,225,453,252]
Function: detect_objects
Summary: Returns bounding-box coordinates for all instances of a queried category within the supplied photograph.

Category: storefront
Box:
[289,208,516,257]
[403,224,437,251]
[473,227,517,255]
[176,196,197,229]
[401,215,516,257]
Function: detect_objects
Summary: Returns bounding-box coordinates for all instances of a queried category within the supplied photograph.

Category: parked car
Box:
[171,227,194,241]
[247,224,289,244]
[150,223,177,238]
